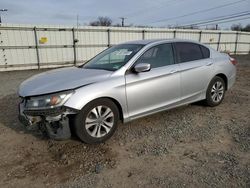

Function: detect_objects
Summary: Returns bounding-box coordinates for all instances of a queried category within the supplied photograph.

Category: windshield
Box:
[83,44,144,71]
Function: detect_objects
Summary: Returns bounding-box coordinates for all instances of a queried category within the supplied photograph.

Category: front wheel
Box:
[73,98,119,144]
[205,76,226,107]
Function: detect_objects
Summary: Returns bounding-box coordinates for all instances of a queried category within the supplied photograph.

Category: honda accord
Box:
[18,39,237,144]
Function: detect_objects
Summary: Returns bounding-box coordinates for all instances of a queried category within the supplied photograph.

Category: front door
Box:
[125,43,181,119]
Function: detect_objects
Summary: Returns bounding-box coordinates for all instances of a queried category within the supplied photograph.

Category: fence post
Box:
[107,29,111,47]
[33,27,40,69]
[234,32,239,54]
[72,28,77,65]
[249,41,250,54]
[217,32,221,51]
[173,30,176,38]
[199,30,202,42]
[142,30,145,40]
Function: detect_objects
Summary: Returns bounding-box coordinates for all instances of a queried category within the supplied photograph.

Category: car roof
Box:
[121,38,201,45]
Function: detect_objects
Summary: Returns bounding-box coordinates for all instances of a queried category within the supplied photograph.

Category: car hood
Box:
[18,67,112,97]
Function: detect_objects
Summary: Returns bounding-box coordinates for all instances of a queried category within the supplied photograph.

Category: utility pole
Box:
[215,24,218,30]
[76,14,79,27]
[119,17,127,27]
[0,9,8,24]
[75,14,79,65]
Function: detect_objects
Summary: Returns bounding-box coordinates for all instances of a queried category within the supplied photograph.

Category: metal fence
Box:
[0,23,250,71]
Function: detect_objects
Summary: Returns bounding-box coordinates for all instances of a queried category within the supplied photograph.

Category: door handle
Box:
[206,62,213,66]
[170,70,178,74]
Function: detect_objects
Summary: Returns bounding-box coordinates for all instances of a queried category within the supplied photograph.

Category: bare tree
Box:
[205,25,219,30]
[89,16,112,26]
[113,23,122,27]
[242,24,250,32]
[231,23,243,31]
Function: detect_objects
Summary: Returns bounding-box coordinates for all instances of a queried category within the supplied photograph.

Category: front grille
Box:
[24,107,65,116]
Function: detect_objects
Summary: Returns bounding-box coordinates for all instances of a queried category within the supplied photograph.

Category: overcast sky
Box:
[0,0,250,28]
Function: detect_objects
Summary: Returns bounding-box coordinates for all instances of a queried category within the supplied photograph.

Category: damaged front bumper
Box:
[18,100,78,140]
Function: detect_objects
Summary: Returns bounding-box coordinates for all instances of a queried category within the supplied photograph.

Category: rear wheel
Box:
[73,98,119,144]
[205,76,226,107]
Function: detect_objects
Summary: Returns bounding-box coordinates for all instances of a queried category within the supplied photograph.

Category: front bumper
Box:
[18,100,78,140]
[18,114,32,127]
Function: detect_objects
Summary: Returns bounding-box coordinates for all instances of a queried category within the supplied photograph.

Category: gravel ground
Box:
[0,55,249,188]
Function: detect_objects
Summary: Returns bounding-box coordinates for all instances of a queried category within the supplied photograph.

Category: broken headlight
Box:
[25,90,74,109]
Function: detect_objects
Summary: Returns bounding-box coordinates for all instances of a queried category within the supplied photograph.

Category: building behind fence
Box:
[0,23,250,71]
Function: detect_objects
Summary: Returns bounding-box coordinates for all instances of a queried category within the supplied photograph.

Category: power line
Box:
[184,10,250,24]
[179,11,250,27]
[195,16,250,27]
[123,0,180,18]
[149,0,249,24]
[186,13,250,26]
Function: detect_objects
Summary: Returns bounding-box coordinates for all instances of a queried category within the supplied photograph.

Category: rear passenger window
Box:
[136,43,174,68]
[200,45,210,58]
[175,42,203,63]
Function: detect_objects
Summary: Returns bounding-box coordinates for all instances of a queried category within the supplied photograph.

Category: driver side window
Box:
[136,43,174,68]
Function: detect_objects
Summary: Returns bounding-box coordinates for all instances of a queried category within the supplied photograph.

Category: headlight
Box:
[25,90,73,109]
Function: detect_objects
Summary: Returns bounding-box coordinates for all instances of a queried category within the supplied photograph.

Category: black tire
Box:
[73,98,119,144]
[205,76,226,107]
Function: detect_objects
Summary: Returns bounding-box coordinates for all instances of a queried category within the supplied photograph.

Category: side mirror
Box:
[133,63,151,73]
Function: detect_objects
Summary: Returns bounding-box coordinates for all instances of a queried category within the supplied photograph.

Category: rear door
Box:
[174,42,213,102]
[125,43,181,118]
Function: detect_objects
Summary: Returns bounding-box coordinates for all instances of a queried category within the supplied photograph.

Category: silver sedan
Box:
[18,39,237,144]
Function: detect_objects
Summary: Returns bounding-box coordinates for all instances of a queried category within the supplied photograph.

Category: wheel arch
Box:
[215,73,228,90]
[83,97,124,122]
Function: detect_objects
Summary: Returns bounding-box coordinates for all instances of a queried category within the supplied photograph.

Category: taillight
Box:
[229,57,237,65]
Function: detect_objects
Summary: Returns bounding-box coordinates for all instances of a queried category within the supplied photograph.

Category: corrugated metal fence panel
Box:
[1,49,37,68]
[0,26,37,70]
[237,33,250,53]
[36,29,74,67]
[237,43,250,54]
[39,48,74,66]
[77,29,108,45]
[219,33,237,52]
[0,29,35,46]
[110,28,143,44]
[76,28,108,62]
[77,47,106,62]
[37,30,73,46]
[200,31,220,50]
[145,30,174,39]
[176,30,200,41]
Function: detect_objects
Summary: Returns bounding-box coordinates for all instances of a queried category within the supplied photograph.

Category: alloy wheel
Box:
[211,81,224,103]
[85,105,114,138]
